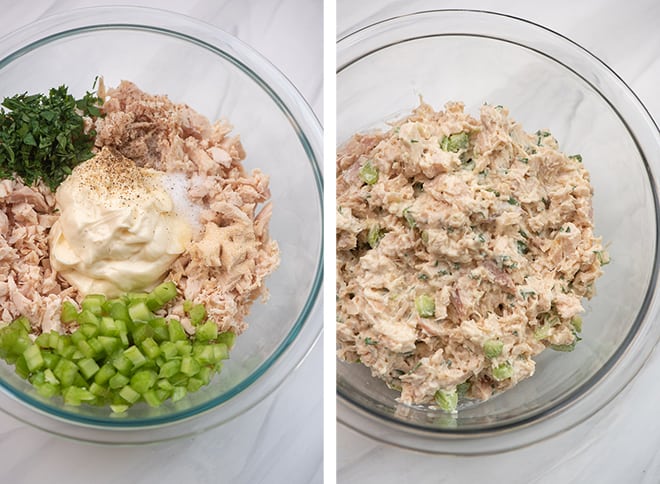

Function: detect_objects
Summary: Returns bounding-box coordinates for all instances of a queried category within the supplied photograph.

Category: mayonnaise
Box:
[49,147,192,297]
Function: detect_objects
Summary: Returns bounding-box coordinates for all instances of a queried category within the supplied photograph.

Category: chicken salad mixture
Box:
[336,101,608,410]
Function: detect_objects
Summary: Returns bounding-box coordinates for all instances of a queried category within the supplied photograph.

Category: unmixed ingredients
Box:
[336,102,608,411]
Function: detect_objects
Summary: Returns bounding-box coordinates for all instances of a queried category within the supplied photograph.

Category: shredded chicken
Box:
[336,102,607,406]
[0,81,279,337]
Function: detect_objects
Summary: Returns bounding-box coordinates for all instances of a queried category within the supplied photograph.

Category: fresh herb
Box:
[0,83,103,190]
[364,337,378,346]
[594,250,610,266]
[418,273,429,281]
[518,157,529,164]
[535,130,551,146]
[410,138,419,143]
[516,240,529,255]
[518,229,528,239]
[520,289,536,298]
[569,154,583,163]
[507,196,519,206]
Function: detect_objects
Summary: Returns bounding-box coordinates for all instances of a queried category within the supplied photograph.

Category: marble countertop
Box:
[0,1,322,483]
[337,1,660,483]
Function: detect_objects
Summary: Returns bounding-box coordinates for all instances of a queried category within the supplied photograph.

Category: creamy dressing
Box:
[49,147,192,297]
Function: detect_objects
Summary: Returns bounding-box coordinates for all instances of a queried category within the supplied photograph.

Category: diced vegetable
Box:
[440,132,469,152]
[359,160,379,185]
[483,340,503,359]
[434,389,458,413]
[0,282,231,413]
[492,361,514,381]
[415,294,435,318]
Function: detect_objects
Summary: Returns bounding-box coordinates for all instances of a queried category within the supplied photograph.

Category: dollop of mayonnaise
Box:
[49,147,192,297]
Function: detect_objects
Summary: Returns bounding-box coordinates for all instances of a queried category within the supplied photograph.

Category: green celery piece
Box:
[107,300,130,322]
[63,386,95,406]
[197,366,212,385]
[172,386,187,402]
[159,359,181,378]
[89,382,108,397]
[180,356,201,377]
[81,294,105,316]
[415,294,435,318]
[189,304,207,326]
[140,337,160,359]
[110,404,129,414]
[35,382,59,398]
[131,322,154,345]
[43,368,59,385]
[123,345,147,368]
[60,301,79,323]
[142,389,163,408]
[35,333,51,349]
[128,302,152,323]
[175,340,192,356]
[359,160,379,185]
[97,336,120,355]
[118,385,140,404]
[80,323,99,339]
[23,344,45,372]
[157,378,174,391]
[434,389,458,413]
[15,355,30,379]
[76,339,95,359]
[77,309,99,326]
[160,341,178,359]
[212,343,229,362]
[130,370,157,394]
[94,363,116,385]
[99,317,119,337]
[492,361,514,381]
[168,320,188,342]
[42,351,60,370]
[216,332,236,349]
[195,321,218,342]
[483,340,503,359]
[77,357,100,379]
[53,358,78,386]
[367,224,383,249]
[108,373,130,389]
[112,353,133,375]
[186,377,204,393]
[151,281,177,306]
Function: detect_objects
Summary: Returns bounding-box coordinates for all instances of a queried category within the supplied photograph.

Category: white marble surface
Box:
[337,1,660,483]
[0,1,322,483]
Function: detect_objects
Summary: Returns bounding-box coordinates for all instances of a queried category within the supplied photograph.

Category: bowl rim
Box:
[336,8,660,454]
[0,5,323,441]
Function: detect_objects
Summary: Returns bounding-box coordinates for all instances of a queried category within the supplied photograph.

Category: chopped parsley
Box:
[0,83,103,190]
[364,337,378,346]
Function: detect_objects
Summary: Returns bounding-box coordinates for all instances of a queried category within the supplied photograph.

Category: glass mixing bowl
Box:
[0,6,323,444]
[336,9,660,454]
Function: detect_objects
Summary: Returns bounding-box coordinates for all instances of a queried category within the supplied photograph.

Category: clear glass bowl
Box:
[0,6,323,444]
[336,9,660,454]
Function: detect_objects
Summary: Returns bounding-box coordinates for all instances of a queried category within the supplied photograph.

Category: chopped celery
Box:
[23,344,45,372]
[0,282,227,412]
[440,132,469,152]
[434,389,458,413]
[367,224,384,249]
[492,361,514,381]
[60,301,79,323]
[118,385,140,404]
[359,160,379,185]
[130,370,157,393]
[128,302,152,323]
[151,281,177,306]
[216,332,236,349]
[195,321,218,342]
[415,294,435,318]
[77,357,100,379]
[168,320,187,342]
[123,345,146,368]
[188,304,207,326]
[483,339,503,359]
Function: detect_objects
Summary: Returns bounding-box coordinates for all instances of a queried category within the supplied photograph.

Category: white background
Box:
[0,1,323,483]
[337,1,660,483]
